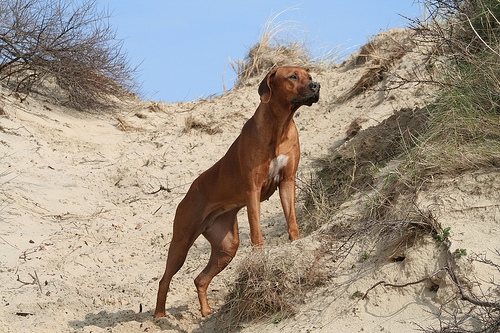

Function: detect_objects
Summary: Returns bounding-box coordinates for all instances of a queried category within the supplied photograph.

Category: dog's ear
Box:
[258,69,277,103]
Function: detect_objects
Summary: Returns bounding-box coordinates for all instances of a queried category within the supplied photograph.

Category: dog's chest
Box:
[268,154,289,183]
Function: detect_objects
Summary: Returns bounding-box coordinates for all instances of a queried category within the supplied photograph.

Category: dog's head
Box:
[258,66,320,108]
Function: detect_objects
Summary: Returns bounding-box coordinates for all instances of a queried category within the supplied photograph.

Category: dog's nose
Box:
[309,81,320,92]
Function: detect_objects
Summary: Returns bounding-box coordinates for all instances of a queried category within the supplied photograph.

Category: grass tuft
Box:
[214,243,329,330]
[408,0,500,175]
[231,8,335,88]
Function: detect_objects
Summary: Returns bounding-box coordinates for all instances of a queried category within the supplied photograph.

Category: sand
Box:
[1,28,499,332]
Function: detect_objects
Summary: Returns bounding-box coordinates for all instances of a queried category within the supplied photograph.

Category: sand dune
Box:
[1,28,498,332]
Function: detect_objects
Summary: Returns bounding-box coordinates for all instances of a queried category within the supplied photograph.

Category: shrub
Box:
[410,0,500,173]
[0,0,139,110]
[215,243,330,330]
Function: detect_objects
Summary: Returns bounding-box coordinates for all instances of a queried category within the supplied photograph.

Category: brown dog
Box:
[154,66,320,318]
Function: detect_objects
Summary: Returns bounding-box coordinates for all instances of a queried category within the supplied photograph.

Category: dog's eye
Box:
[289,75,298,80]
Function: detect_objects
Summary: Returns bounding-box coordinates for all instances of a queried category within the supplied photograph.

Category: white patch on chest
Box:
[268,154,289,183]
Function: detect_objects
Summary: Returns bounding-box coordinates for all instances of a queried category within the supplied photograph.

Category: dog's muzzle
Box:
[291,81,321,106]
[309,81,321,94]
[305,81,320,105]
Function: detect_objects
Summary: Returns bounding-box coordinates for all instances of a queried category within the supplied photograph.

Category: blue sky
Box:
[101,1,422,102]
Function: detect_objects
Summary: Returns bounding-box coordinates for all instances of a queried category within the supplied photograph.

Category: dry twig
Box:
[362,268,446,300]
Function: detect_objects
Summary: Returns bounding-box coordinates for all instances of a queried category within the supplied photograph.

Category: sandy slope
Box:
[1,29,498,332]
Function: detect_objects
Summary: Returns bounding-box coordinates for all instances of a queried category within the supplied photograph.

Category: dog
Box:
[154,66,320,318]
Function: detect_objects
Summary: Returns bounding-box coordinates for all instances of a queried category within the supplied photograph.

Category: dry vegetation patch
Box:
[213,239,333,330]
[301,107,429,232]
[231,10,330,89]
[407,0,500,176]
[0,0,139,111]
[337,29,416,103]
[183,115,223,135]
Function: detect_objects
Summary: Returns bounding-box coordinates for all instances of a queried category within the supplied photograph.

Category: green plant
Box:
[351,290,364,299]
[454,248,467,258]
[361,251,369,261]
[408,0,500,175]
[435,227,451,244]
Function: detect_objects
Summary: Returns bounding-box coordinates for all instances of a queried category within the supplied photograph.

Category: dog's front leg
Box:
[279,179,300,241]
[246,189,264,248]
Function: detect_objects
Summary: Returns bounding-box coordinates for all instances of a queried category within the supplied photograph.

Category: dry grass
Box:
[231,9,329,88]
[300,107,429,234]
[214,242,330,330]
[363,203,444,260]
[147,102,165,113]
[337,39,408,103]
[115,117,137,132]
[407,0,500,176]
[183,115,222,135]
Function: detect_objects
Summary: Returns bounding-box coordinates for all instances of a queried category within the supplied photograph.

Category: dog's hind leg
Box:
[154,229,199,318]
[195,209,240,317]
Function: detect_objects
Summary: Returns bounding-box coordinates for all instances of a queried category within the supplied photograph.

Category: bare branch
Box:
[362,268,446,300]
[0,0,140,110]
